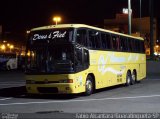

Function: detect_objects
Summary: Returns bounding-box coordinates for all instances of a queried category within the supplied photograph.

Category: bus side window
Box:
[128,38,134,52]
[101,33,107,49]
[120,37,128,52]
[106,34,111,50]
[141,41,145,53]
[111,35,120,51]
[116,36,120,51]
[101,33,111,50]
[135,40,141,53]
[88,31,94,48]
[120,37,125,51]
[132,38,136,52]
[76,29,88,47]
[75,46,83,66]
[94,31,101,49]
[88,30,101,49]
[83,48,89,68]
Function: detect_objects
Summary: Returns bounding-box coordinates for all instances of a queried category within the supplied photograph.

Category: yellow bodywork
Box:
[26,50,146,94]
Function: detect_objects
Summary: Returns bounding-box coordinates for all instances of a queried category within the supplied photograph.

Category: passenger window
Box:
[83,48,89,68]
[135,40,140,52]
[111,35,120,51]
[128,39,132,52]
[76,29,88,46]
[101,33,107,49]
[106,34,111,49]
[132,39,136,52]
[88,30,101,49]
[120,37,128,51]
[140,41,145,53]
[75,45,83,66]
[101,33,111,50]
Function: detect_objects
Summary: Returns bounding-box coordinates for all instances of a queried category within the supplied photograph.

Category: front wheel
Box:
[131,71,136,85]
[85,75,94,96]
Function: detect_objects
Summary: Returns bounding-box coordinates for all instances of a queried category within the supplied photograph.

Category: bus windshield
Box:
[26,44,74,74]
[26,28,76,74]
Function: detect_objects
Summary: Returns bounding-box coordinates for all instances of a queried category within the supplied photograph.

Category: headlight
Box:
[59,79,73,83]
[26,80,35,84]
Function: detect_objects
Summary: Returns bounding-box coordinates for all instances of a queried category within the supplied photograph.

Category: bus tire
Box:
[85,75,94,96]
[131,70,136,85]
[125,71,131,86]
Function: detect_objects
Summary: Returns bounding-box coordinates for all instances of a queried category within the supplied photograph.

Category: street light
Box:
[53,16,61,25]
[26,30,30,34]
[9,45,14,52]
[7,43,10,47]
[1,44,6,52]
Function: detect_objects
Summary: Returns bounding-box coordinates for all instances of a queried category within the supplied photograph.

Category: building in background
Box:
[104,14,159,57]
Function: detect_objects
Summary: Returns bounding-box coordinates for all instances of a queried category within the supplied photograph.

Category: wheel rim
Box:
[126,72,131,86]
[86,79,92,94]
[132,73,136,82]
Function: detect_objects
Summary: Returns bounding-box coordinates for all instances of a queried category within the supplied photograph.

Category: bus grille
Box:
[35,81,59,84]
[37,87,58,93]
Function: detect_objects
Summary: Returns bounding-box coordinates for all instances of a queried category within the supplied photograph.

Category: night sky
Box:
[0,0,159,44]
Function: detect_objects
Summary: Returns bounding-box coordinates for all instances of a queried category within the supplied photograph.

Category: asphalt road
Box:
[0,71,160,118]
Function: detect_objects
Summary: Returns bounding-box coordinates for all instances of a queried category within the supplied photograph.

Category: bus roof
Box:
[31,24,144,40]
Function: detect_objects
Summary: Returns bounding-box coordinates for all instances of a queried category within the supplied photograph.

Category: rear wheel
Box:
[125,71,132,86]
[85,75,94,96]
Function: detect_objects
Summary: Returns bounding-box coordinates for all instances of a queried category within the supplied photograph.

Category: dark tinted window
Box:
[88,30,101,49]
[120,37,128,51]
[111,35,120,51]
[140,41,145,53]
[128,38,133,52]
[131,39,136,52]
[101,33,107,49]
[135,40,140,52]
[127,38,145,53]
[83,48,89,67]
[76,29,88,47]
[101,33,111,49]
[75,28,145,54]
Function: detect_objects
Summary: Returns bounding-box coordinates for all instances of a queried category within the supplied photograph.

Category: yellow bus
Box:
[25,24,146,95]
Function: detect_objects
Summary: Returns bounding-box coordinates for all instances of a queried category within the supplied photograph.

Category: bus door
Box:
[74,45,89,72]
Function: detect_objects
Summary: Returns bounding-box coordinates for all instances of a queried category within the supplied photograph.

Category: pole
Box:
[139,0,142,36]
[149,0,154,60]
[128,0,131,35]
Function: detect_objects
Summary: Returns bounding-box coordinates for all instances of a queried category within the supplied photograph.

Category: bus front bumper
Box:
[26,83,82,94]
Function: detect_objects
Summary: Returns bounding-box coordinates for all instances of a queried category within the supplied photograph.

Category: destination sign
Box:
[32,31,67,40]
